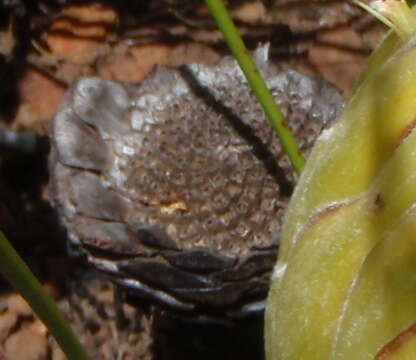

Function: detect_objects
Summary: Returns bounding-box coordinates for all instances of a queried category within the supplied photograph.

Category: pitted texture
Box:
[49,46,343,316]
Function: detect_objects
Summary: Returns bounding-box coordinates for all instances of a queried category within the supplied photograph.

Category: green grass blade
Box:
[205,0,305,174]
[0,232,91,360]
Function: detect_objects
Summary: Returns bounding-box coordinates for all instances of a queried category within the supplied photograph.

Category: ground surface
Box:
[0,1,385,359]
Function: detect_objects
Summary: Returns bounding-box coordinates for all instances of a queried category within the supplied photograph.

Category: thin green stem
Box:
[0,232,91,360]
[205,0,305,174]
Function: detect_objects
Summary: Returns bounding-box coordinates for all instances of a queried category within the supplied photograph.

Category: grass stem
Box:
[205,0,305,174]
[0,232,91,360]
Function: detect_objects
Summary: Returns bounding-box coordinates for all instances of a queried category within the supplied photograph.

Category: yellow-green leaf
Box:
[265,18,416,360]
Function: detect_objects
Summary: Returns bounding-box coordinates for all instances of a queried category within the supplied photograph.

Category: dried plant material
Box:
[354,0,416,39]
[97,44,157,82]
[59,3,118,25]
[0,294,49,360]
[45,34,104,65]
[0,273,152,359]
[0,23,15,58]
[266,1,362,32]
[4,321,48,360]
[45,3,117,65]
[231,1,266,23]
[308,43,367,96]
[7,294,32,317]
[0,312,17,343]
[57,271,152,360]
[49,45,343,317]
[16,69,65,130]
[160,201,188,215]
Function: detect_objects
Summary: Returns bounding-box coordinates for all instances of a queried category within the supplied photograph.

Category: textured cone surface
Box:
[48,45,342,316]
